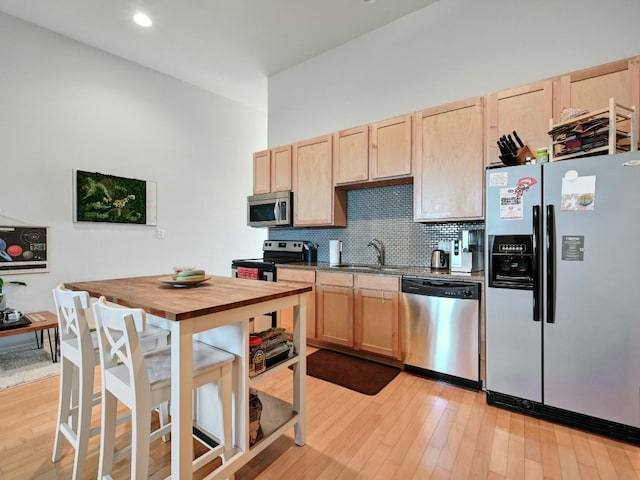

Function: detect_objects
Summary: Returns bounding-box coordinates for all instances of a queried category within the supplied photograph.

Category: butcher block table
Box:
[65,274,311,480]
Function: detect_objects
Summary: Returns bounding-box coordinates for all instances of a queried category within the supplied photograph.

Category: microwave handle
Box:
[274,199,281,223]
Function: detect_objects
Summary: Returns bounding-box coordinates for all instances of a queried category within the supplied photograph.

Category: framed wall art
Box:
[0,225,48,274]
[73,170,157,225]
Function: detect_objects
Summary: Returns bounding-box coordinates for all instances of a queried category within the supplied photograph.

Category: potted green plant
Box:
[0,275,27,311]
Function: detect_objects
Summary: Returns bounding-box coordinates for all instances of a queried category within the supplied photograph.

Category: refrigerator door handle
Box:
[532,205,542,322]
[546,204,556,324]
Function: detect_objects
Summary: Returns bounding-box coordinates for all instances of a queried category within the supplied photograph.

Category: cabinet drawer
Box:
[317,271,354,287]
[278,268,316,283]
[355,274,399,291]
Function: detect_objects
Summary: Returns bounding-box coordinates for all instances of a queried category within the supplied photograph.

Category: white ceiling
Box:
[0,0,439,111]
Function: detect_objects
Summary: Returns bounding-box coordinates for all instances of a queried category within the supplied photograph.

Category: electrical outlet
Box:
[156,229,165,240]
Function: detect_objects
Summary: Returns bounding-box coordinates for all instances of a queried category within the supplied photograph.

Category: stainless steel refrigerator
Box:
[484,151,640,444]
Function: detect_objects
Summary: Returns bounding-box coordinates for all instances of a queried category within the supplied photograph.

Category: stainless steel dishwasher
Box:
[401,277,481,389]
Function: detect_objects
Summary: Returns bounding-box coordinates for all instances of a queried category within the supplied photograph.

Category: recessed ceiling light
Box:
[362,0,377,4]
[133,12,152,27]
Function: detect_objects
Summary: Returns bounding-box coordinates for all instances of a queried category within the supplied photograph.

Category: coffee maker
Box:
[450,228,484,273]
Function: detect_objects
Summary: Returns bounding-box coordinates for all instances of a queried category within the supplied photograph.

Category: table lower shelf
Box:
[251,391,296,450]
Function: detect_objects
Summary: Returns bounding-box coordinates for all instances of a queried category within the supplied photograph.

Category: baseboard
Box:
[404,364,482,391]
[486,390,640,446]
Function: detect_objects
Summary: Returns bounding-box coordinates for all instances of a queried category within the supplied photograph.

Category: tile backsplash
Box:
[269,183,484,268]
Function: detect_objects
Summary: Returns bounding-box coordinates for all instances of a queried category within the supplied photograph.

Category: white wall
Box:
[0,13,267,341]
[268,0,640,146]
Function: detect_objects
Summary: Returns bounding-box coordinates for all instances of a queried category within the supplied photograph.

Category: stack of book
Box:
[253,327,292,367]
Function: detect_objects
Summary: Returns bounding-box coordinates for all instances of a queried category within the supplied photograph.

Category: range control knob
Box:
[463,289,473,297]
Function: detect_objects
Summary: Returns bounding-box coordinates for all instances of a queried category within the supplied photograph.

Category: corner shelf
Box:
[548,98,637,162]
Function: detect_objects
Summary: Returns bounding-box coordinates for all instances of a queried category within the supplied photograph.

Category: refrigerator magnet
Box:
[561,173,596,211]
[499,187,523,220]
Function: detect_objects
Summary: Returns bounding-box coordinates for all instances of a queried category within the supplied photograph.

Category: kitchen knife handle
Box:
[532,205,542,322]
[513,130,525,148]
[546,204,556,324]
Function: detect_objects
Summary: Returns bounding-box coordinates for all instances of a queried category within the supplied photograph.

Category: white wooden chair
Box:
[92,296,235,480]
[51,284,170,480]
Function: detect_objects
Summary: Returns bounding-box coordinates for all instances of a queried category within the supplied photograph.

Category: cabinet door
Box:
[485,80,553,164]
[277,268,316,339]
[554,56,640,144]
[334,125,369,185]
[271,145,292,192]
[370,114,412,180]
[253,150,271,194]
[354,288,400,359]
[293,134,346,226]
[414,97,484,221]
[354,274,400,359]
[316,285,353,347]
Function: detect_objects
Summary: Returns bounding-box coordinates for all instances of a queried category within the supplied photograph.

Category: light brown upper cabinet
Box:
[553,56,640,144]
[485,79,553,165]
[252,150,271,194]
[292,134,347,227]
[414,97,485,222]
[370,114,413,181]
[252,145,292,194]
[334,125,369,185]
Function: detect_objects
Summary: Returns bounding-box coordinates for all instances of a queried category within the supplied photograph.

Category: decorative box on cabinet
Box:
[548,98,637,162]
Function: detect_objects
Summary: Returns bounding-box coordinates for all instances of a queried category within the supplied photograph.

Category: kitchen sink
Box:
[330,264,408,273]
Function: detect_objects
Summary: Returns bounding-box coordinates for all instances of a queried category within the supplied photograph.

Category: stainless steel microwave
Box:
[247,191,293,227]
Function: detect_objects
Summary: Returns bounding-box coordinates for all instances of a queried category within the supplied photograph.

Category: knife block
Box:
[516,145,535,164]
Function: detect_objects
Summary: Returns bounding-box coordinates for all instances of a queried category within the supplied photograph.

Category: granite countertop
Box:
[277,262,484,283]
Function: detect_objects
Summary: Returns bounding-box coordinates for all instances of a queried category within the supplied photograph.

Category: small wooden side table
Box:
[0,311,59,362]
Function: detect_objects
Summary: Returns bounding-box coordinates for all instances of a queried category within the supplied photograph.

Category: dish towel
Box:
[237,267,259,280]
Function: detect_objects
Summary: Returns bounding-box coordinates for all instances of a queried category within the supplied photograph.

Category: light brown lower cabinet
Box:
[316,271,354,347]
[277,267,316,339]
[316,271,401,360]
[354,274,401,360]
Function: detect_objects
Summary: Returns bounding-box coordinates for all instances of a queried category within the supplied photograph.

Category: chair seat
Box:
[138,324,171,353]
[105,341,234,394]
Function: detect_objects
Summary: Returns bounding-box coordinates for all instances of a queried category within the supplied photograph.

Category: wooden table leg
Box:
[170,320,194,479]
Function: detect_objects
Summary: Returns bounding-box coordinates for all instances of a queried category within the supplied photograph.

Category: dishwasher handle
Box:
[401,277,480,300]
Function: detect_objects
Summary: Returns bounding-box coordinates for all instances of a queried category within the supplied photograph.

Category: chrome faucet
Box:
[367,239,385,266]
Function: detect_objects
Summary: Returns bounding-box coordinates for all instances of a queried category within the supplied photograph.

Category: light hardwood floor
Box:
[0,353,638,479]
